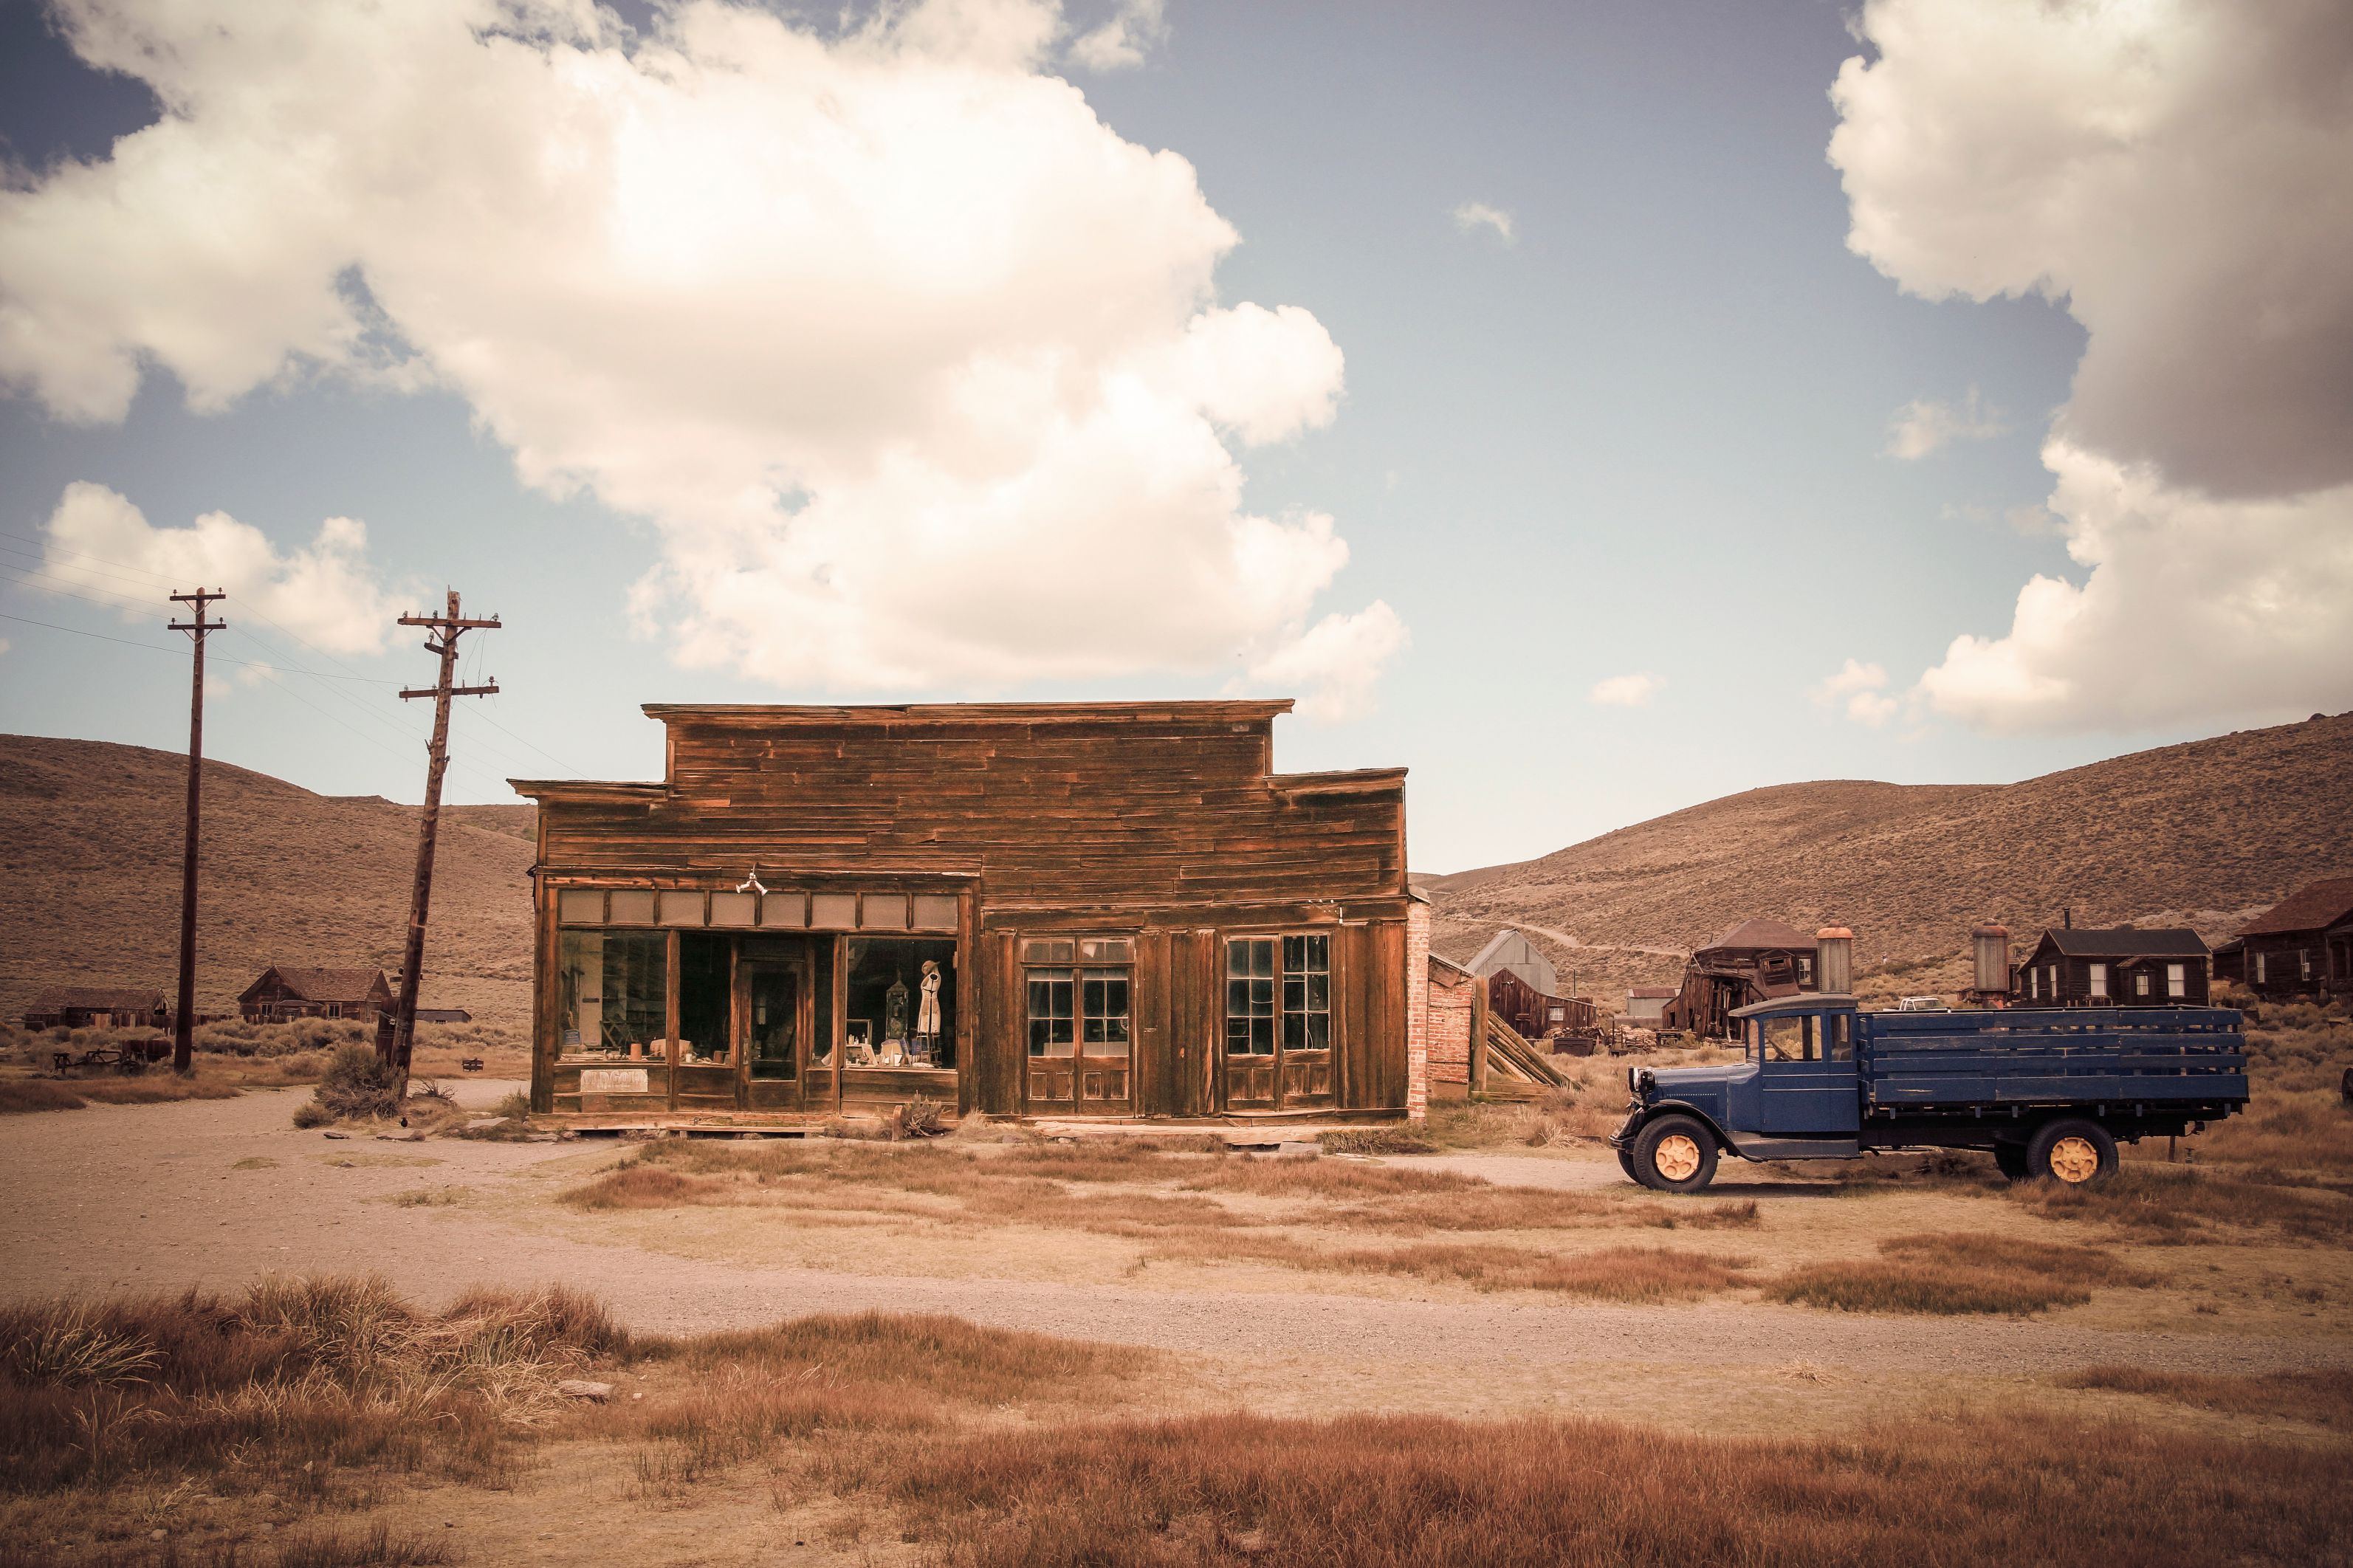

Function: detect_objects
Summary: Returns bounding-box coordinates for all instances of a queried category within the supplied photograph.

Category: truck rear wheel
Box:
[1632,1115,1718,1193]
[2026,1118,2117,1187]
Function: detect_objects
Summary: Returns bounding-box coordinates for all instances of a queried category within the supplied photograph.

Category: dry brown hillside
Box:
[0,735,536,1028]
[1423,711,2353,1007]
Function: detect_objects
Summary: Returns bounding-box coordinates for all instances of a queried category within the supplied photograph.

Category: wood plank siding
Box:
[515,703,1417,1125]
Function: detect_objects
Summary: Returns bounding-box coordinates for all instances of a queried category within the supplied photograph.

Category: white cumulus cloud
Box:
[1885,387,2007,460]
[39,481,398,657]
[1830,0,2353,731]
[1452,202,1515,244]
[1068,0,1166,71]
[1589,672,1661,708]
[0,0,1397,718]
[1811,658,1900,727]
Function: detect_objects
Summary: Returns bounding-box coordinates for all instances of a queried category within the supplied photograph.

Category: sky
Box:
[1,0,2347,873]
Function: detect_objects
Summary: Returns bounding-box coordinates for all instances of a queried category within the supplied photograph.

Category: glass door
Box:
[742,960,803,1109]
[1023,938,1134,1113]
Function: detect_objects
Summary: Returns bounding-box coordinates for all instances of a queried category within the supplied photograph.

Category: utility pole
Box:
[385,590,500,1093]
[168,588,227,1074]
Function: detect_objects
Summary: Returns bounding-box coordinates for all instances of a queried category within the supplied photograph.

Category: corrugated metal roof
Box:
[2238,876,2353,938]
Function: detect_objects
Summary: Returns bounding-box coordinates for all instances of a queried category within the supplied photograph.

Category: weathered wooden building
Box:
[21,988,168,1031]
[1423,953,1479,1101]
[513,702,1424,1127]
[1660,918,1817,1038]
[238,966,395,1024]
[2009,927,2211,1007]
[2234,878,2353,1000]
[1485,967,1597,1042]
[1623,986,1676,1028]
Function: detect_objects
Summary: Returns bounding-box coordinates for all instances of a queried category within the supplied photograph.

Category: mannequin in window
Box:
[882,971,911,1064]
[915,960,942,1063]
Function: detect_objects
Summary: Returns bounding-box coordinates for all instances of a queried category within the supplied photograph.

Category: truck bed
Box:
[1863,1006,2247,1113]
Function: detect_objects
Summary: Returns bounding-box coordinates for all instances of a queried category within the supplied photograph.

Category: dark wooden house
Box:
[238,966,395,1024]
[2009,927,2210,1007]
[2235,878,2353,1000]
[512,702,1423,1127]
[21,988,168,1031]
[1660,918,1817,1039]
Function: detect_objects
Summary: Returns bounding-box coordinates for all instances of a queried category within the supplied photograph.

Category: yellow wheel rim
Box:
[2048,1135,2100,1184]
[1655,1134,1703,1182]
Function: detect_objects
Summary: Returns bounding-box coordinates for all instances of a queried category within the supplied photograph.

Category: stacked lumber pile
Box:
[1480,1013,1568,1096]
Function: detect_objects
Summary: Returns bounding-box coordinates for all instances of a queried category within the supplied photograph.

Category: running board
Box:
[1722,1133,1860,1160]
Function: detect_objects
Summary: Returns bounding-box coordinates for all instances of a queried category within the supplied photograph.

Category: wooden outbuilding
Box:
[238,966,395,1024]
[1660,918,1817,1039]
[1423,953,1479,1101]
[1623,986,1677,1028]
[2234,877,2353,1000]
[512,702,1424,1127]
[1466,929,1557,995]
[2009,927,2210,1007]
[21,988,168,1031]
[1485,967,1596,1043]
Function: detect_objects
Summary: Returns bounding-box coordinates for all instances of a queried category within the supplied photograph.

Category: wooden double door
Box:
[1220,934,1335,1112]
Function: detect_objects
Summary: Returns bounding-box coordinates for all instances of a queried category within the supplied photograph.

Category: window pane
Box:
[1283,935,1304,973]
[1254,941,1276,978]
[1079,937,1132,962]
[607,890,656,925]
[1307,1012,1330,1050]
[1251,1017,1274,1053]
[1764,1017,1807,1061]
[1306,973,1329,1011]
[560,929,666,1059]
[1283,1012,1303,1050]
[1228,941,1253,977]
[557,888,604,924]
[1827,1014,1853,1062]
[1304,935,1329,972]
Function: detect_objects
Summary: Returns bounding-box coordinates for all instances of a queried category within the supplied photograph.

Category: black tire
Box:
[1993,1143,2029,1181]
[1615,1146,1638,1183]
[2025,1118,2118,1188]
[1632,1115,1719,1193]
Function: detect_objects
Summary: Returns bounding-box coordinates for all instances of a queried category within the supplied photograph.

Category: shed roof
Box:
[2031,927,2208,960]
[2239,876,2353,938]
[1627,987,1679,1000]
[642,700,1294,727]
[243,966,390,1003]
[1698,918,1812,955]
[28,987,165,1013]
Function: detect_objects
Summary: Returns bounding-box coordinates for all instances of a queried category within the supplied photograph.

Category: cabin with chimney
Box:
[2009,927,2211,1008]
[511,702,1424,1128]
[2233,877,2353,1000]
[1660,918,1818,1039]
[238,966,395,1024]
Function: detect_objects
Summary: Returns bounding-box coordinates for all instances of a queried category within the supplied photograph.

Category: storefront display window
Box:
[557,929,666,1059]
[842,937,955,1068]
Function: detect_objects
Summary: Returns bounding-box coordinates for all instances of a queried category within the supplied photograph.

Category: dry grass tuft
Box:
[1330,1242,1751,1300]
[1318,1127,1437,1155]
[2057,1365,2353,1429]
[558,1163,732,1209]
[2008,1161,2353,1242]
[272,1522,460,1567]
[876,1408,2353,1567]
[1179,1159,1483,1200]
[1766,1231,2148,1315]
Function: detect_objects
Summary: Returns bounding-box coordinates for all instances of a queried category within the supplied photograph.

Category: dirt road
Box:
[6,1087,2347,1420]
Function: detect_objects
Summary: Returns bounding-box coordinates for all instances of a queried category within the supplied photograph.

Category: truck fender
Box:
[1623,1100,1734,1153]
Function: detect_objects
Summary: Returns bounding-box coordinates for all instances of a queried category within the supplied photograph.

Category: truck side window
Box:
[1826,1014,1853,1062]
[1763,1016,1816,1061]
[1748,1019,1762,1060]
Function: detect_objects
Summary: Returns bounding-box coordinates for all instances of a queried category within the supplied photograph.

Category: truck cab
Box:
[1610,993,2246,1192]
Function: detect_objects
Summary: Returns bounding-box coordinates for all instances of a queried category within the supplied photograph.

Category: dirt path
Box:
[4,1090,2346,1404]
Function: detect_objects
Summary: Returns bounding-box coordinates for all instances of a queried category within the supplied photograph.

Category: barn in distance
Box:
[512,701,1426,1128]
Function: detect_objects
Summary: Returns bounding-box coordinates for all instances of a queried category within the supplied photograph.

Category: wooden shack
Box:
[21,988,168,1031]
[2010,927,2210,1007]
[1660,918,1816,1039]
[2234,878,2353,1000]
[1466,929,1557,995]
[1485,967,1597,1042]
[512,701,1423,1127]
[238,966,394,1024]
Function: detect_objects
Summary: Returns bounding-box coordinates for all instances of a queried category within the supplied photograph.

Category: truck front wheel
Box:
[2026,1118,2118,1187]
[1632,1115,1719,1193]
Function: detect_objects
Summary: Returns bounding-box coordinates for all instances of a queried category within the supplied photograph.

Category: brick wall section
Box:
[1405,897,1431,1121]
[1426,963,1475,1086]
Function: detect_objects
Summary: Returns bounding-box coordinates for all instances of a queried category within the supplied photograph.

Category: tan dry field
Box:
[4,1010,2352,1566]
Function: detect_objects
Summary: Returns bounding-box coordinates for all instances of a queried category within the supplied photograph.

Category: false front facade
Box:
[513,702,1425,1126]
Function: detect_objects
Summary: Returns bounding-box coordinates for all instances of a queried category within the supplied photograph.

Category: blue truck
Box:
[1609,993,2249,1191]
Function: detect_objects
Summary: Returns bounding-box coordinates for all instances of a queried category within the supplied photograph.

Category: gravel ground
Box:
[5,1086,2347,1388]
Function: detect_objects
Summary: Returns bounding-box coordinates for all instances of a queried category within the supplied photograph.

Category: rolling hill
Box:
[0,735,536,1028]
[1421,711,2353,1008]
